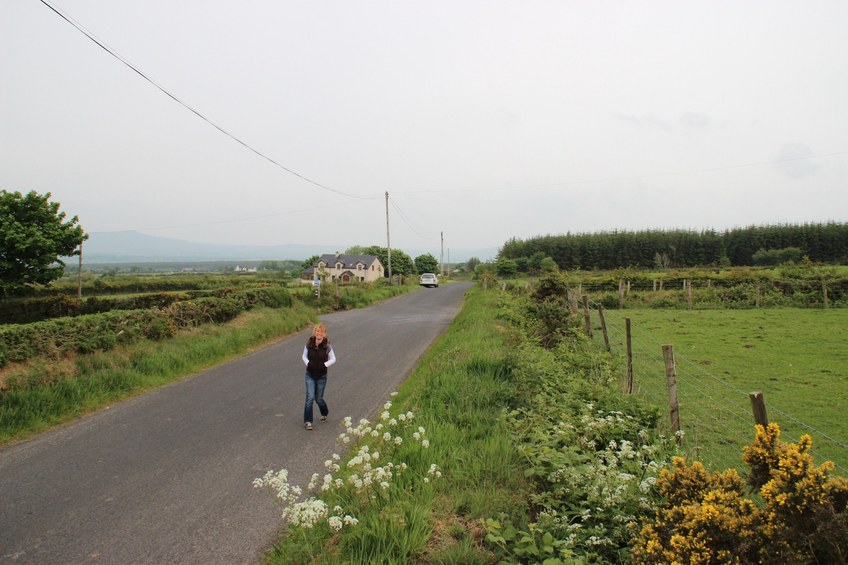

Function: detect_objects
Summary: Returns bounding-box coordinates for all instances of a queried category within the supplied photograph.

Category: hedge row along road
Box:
[0,282,472,565]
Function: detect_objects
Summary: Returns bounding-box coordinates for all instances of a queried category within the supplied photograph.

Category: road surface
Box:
[0,282,472,564]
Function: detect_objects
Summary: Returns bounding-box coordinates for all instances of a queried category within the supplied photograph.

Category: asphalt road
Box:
[0,282,472,565]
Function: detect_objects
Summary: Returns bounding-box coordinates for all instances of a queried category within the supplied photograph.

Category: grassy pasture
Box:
[597,307,848,474]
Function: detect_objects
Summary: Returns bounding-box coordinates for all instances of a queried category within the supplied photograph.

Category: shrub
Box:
[631,424,848,564]
[484,304,671,564]
[629,458,762,564]
[524,272,582,348]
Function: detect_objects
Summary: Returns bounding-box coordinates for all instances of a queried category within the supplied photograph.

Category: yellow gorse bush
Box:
[631,423,848,564]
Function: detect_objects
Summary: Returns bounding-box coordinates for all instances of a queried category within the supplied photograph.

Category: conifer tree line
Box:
[498,222,848,270]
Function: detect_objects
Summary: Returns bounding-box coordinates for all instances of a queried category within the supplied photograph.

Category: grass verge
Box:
[259,286,532,564]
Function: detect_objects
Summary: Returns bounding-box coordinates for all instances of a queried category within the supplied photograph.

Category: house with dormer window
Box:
[301,252,385,284]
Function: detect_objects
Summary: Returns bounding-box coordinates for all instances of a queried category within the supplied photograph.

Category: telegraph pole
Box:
[77,238,83,298]
[385,191,392,282]
[440,231,444,276]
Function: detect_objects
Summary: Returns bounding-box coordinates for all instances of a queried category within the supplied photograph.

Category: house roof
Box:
[302,253,384,278]
[316,254,382,269]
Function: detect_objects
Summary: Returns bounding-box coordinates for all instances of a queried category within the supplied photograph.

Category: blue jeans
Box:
[304,372,328,423]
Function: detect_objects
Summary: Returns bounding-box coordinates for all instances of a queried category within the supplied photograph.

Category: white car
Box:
[419,273,439,288]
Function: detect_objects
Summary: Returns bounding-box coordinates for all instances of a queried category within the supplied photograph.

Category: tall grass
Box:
[262,287,531,564]
[0,303,316,444]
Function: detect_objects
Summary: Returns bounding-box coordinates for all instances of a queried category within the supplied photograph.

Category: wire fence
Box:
[583,299,847,477]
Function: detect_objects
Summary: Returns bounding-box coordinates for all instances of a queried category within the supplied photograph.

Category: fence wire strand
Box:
[586,299,847,476]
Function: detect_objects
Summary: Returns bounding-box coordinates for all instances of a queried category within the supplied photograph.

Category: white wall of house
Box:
[304,254,384,284]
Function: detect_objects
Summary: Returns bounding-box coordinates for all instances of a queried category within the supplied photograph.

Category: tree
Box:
[465,256,482,273]
[414,253,439,274]
[539,256,558,273]
[301,255,319,270]
[348,245,416,277]
[496,257,518,277]
[1,190,87,296]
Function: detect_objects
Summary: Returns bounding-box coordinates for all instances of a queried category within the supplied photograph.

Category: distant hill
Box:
[77,231,496,264]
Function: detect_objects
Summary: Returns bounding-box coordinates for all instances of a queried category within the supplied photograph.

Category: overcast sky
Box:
[2,1,846,257]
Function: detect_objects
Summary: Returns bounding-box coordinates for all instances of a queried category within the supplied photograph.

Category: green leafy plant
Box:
[630,424,848,564]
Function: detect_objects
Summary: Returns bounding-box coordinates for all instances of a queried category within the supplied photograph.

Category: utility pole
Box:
[440,231,444,276]
[77,238,83,299]
[385,191,392,282]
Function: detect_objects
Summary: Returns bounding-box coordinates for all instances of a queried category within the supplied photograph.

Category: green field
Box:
[596,307,848,474]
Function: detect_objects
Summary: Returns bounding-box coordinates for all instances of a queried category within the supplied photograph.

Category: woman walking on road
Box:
[302,323,336,430]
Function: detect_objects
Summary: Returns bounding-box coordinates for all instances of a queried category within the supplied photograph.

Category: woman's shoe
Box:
[319,416,327,422]
[304,422,313,430]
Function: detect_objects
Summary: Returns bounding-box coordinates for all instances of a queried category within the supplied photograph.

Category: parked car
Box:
[419,273,439,288]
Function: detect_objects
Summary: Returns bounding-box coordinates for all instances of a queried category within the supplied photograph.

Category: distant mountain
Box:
[77,231,335,263]
[78,231,497,264]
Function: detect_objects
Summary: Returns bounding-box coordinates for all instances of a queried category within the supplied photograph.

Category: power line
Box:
[38,0,368,201]
[389,198,433,240]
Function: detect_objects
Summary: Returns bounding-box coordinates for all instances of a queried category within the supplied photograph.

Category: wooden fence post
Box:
[598,304,610,351]
[823,281,830,309]
[618,279,625,309]
[755,284,761,308]
[568,289,578,313]
[687,280,694,310]
[749,391,769,427]
[662,344,681,442]
[625,318,634,394]
[582,295,592,338]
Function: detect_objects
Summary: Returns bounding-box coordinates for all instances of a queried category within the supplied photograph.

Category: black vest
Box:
[305,336,331,377]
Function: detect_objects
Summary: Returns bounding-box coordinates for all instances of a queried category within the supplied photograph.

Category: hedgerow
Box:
[484,276,673,563]
[485,275,847,563]
[0,287,292,367]
[0,292,202,324]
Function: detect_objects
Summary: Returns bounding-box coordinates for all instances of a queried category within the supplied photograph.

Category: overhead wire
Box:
[35,0,848,247]
[38,0,371,201]
[389,197,433,241]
